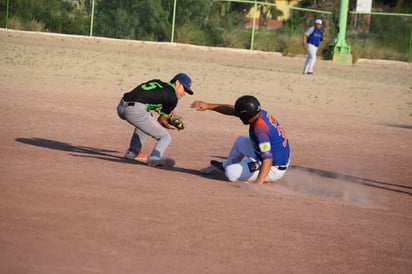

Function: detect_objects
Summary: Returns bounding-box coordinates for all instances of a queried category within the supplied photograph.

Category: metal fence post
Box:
[332,0,352,64]
[171,0,177,42]
[409,21,412,63]
[90,0,95,36]
[250,0,257,50]
[5,0,10,28]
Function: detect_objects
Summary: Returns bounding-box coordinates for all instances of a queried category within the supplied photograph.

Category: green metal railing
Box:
[214,0,332,50]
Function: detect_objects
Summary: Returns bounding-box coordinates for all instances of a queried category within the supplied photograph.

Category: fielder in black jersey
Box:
[117,73,193,167]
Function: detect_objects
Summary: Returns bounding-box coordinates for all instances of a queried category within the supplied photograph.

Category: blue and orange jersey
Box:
[249,110,290,166]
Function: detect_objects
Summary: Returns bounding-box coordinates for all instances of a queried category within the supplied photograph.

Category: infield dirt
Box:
[1,29,411,273]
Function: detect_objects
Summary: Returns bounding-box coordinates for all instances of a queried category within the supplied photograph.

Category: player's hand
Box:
[168,116,185,130]
[190,100,209,111]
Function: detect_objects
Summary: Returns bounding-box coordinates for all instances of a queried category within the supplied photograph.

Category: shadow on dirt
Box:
[382,123,412,130]
[16,137,410,191]
[291,165,412,196]
[15,136,132,161]
[15,137,218,177]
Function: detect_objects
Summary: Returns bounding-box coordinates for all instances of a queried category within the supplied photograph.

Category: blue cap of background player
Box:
[171,73,193,95]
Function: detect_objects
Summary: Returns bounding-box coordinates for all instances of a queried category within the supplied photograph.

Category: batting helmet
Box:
[234,95,261,124]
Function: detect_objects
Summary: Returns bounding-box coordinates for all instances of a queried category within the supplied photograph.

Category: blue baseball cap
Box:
[171,73,193,95]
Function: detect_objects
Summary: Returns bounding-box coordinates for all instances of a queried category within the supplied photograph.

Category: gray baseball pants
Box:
[117,99,171,158]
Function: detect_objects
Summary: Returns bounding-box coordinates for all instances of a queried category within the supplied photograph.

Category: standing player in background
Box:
[117,73,193,167]
[191,95,290,184]
[302,19,324,75]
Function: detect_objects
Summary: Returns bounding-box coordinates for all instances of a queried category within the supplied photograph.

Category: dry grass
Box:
[7,16,45,32]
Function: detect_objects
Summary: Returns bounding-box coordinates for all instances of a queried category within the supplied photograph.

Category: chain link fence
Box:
[2,0,411,62]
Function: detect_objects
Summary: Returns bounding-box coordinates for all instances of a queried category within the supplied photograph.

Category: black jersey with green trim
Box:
[122,79,177,115]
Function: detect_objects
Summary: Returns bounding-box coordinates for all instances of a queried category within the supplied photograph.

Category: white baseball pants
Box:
[222,136,288,183]
[303,43,318,74]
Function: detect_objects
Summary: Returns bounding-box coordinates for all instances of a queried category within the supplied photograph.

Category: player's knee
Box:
[225,165,240,182]
[157,131,171,142]
[235,136,249,145]
[225,171,238,182]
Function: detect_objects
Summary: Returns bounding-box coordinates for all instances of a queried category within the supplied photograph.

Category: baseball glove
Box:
[168,116,184,130]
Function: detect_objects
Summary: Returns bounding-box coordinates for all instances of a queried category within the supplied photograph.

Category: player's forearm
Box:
[191,100,234,116]
[255,159,272,184]
[210,104,235,115]
[158,115,174,129]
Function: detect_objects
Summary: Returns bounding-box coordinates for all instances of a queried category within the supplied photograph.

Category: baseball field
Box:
[0,29,411,273]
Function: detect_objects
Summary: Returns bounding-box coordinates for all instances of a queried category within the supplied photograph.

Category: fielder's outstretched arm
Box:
[191,100,235,116]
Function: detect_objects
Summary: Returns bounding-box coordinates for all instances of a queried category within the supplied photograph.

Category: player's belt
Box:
[277,166,287,170]
[125,101,151,112]
[120,98,135,106]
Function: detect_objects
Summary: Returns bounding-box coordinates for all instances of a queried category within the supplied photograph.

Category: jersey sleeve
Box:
[304,26,315,37]
[253,121,274,161]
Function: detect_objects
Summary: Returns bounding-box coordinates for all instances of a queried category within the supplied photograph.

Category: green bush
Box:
[175,24,208,45]
[222,28,250,49]
[349,38,408,62]
[253,30,277,52]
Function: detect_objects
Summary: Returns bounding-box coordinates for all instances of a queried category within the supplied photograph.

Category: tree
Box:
[2,0,89,34]
[93,0,219,41]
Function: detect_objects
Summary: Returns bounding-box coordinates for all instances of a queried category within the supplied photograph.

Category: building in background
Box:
[276,0,300,20]
[246,0,299,30]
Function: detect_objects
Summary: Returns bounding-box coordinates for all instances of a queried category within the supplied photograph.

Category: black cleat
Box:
[210,160,224,172]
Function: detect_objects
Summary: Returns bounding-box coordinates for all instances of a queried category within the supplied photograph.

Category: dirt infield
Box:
[1,29,411,273]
